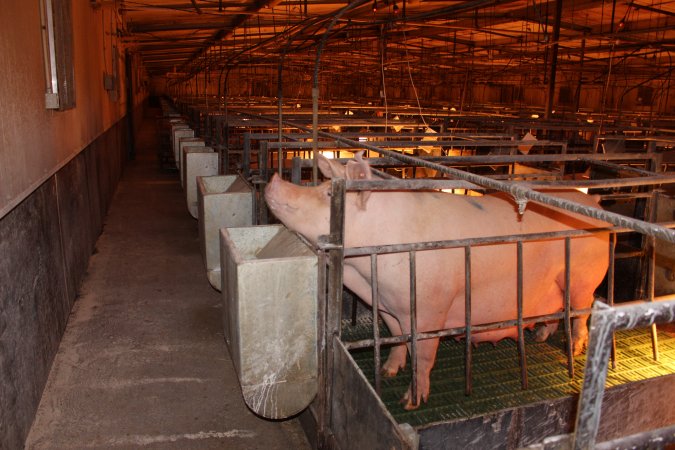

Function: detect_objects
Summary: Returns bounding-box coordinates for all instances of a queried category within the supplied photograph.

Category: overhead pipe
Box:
[544,0,563,120]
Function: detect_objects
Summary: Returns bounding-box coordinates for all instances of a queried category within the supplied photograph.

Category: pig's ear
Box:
[345,151,372,181]
[345,151,372,209]
[317,153,346,179]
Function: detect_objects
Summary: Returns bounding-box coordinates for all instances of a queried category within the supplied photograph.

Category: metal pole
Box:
[544,0,563,120]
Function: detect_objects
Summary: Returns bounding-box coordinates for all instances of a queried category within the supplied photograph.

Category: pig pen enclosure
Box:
[163,99,675,449]
[299,142,675,450]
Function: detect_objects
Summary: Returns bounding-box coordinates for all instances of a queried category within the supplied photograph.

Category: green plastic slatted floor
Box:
[342,318,675,427]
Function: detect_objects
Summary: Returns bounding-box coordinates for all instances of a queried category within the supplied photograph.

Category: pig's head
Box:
[264,151,372,244]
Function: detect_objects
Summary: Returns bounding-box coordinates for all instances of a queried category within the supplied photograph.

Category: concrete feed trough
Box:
[172,128,194,168]
[178,137,205,185]
[197,175,253,290]
[219,225,318,420]
[183,147,217,218]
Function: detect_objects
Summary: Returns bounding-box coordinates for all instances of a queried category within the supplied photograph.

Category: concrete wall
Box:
[0,1,147,448]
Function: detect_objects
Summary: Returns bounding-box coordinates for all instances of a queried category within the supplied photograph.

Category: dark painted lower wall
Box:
[0,107,141,449]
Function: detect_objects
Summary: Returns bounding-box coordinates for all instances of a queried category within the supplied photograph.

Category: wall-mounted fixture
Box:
[39,0,75,110]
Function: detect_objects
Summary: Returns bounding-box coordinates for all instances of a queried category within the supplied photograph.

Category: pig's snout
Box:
[264,174,297,214]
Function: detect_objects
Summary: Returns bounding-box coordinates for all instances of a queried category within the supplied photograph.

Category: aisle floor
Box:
[25,109,311,450]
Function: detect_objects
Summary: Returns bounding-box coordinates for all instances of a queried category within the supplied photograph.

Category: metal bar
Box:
[516,241,528,389]
[583,158,659,176]
[371,253,381,395]
[564,237,574,378]
[322,178,346,448]
[464,245,473,396]
[243,133,251,178]
[341,222,675,259]
[409,250,418,407]
[259,140,269,182]
[343,227,609,258]
[267,139,568,149]
[608,233,616,369]
[594,424,675,450]
[572,299,675,450]
[291,157,302,185]
[277,137,283,176]
[544,0,563,119]
[649,234,659,361]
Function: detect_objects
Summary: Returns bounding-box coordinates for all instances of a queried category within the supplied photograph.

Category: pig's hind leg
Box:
[380,312,408,377]
[342,265,407,377]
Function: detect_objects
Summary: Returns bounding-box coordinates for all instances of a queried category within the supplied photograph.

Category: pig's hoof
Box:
[572,339,587,356]
[400,391,426,411]
[380,363,402,378]
[534,322,559,342]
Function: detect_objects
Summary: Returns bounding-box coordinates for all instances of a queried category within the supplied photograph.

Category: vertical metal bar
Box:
[648,189,660,361]
[291,157,302,185]
[544,0,563,119]
[564,237,574,378]
[319,178,346,448]
[516,241,528,389]
[572,304,615,450]
[312,87,319,184]
[277,143,284,177]
[409,250,418,407]
[608,232,617,369]
[371,253,381,395]
[260,141,268,182]
[648,234,659,361]
[464,245,473,396]
[243,133,251,178]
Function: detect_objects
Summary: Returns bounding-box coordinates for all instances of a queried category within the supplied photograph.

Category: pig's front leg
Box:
[400,336,440,411]
[379,311,407,377]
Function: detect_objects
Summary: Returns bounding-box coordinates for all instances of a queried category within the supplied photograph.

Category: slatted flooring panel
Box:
[343,318,675,427]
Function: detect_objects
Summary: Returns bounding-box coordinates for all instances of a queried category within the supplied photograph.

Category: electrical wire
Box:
[401,29,429,128]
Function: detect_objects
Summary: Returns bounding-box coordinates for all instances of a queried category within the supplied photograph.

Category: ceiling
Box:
[118,0,674,89]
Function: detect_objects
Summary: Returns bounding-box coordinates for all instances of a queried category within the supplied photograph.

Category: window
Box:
[40,0,75,110]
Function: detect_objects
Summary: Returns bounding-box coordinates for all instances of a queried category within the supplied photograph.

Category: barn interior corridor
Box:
[23,106,310,450]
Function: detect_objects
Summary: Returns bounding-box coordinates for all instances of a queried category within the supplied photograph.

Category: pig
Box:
[264,152,609,410]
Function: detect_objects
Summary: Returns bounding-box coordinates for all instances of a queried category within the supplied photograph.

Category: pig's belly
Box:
[442,272,564,343]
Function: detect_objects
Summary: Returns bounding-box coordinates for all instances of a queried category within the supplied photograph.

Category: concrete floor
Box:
[25,109,311,450]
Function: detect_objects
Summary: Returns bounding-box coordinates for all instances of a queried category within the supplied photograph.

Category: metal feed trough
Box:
[291,143,675,449]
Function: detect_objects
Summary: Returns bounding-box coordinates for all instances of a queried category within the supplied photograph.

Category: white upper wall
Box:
[0,0,146,218]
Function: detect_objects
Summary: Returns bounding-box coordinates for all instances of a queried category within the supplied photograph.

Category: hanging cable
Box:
[401,29,429,128]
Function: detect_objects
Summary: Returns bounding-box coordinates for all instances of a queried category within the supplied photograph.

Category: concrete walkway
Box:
[25,109,311,450]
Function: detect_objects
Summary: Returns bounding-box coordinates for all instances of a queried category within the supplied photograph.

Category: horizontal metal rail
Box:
[342,307,595,351]
[290,152,659,165]
[339,223,674,259]
[265,139,568,149]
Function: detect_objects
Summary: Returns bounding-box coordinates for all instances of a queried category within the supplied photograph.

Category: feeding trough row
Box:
[159,100,320,421]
